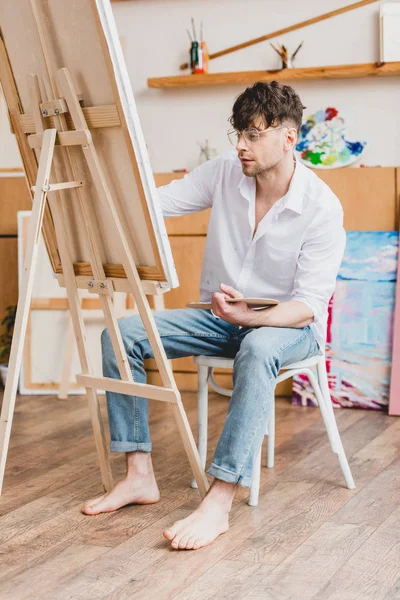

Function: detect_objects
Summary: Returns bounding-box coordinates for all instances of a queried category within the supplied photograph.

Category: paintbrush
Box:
[191,17,197,41]
[291,41,303,60]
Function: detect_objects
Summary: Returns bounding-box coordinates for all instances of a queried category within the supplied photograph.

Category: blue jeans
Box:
[102,308,320,488]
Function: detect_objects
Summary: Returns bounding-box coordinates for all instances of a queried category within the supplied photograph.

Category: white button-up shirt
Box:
[158,152,346,349]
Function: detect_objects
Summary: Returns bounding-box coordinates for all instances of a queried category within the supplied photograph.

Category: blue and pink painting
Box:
[292,231,398,410]
[295,107,366,169]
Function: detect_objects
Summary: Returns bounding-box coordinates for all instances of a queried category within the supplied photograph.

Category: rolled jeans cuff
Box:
[207,463,252,488]
[110,441,152,453]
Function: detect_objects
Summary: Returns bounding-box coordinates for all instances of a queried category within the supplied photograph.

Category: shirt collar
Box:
[279,159,307,215]
[237,156,308,215]
[237,167,255,203]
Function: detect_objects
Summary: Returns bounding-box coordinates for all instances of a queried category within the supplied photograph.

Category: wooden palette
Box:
[187,298,279,310]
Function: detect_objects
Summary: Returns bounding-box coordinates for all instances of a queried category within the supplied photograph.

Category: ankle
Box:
[202,480,236,513]
[126,451,155,478]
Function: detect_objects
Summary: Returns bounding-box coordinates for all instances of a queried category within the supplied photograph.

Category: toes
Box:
[81,504,97,515]
[178,534,191,550]
[171,534,181,549]
[163,526,177,541]
[185,537,196,550]
[170,529,187,550]
[81,495,106,515]
[82,504,103,515]
[163,517,187,541]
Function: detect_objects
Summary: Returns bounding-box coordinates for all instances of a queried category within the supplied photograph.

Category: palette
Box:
[187,298,279,310]
[295,107,366,169]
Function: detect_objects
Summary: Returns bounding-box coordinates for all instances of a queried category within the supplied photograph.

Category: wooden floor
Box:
[0,389,399,600]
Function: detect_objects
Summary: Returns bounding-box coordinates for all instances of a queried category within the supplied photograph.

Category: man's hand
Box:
[211,283,251,326]
[211,284,314,330]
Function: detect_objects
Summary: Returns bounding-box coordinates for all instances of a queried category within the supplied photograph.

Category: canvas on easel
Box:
[0,0,209,497]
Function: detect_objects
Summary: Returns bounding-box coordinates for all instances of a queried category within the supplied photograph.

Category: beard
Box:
[239,143,285,177]
[242,161,260,177]
[241,159,279,178]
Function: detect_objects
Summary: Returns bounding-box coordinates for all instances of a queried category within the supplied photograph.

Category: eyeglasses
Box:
[227,125,289,146]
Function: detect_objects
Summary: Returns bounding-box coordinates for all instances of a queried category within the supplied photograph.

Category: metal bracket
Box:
[39,93,84,117]
[40,98,68,117]
[87,279,114,296]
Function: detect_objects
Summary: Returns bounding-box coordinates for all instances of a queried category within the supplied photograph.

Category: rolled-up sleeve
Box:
[157,156,220,218]
[292,208,346,323]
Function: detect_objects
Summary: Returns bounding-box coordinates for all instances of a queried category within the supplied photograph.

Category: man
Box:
[82,81,346,551]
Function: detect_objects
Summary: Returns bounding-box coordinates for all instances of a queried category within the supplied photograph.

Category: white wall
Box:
[112,0,400,172]
[1,0,399,171]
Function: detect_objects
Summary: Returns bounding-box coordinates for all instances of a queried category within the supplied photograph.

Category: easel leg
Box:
[0,129,57,495]
[149,295,206,494]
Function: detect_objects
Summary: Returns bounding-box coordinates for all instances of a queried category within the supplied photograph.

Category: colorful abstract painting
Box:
[292,232,398,411]
[295,107,366,169]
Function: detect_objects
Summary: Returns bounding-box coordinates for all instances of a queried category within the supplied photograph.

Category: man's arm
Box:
[212,287,314,328]
[212,208,346,329]
[157,156,220,218]
[243,299,314,328]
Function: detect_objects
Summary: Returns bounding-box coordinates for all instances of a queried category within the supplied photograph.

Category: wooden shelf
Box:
[148,61,400,89]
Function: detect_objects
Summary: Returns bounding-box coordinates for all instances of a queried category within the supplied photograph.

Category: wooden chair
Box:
[191,354,355,506]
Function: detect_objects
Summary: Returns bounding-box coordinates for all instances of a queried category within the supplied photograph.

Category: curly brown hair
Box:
[229,81,305,133]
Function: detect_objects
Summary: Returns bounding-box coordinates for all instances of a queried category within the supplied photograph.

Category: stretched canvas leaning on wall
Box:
[293,231,398,411]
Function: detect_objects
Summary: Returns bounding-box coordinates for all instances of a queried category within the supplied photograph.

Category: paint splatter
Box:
[295,107,366,169]
[325,107,338,121]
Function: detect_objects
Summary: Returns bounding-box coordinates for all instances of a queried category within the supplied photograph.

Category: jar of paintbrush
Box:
[187,18,208,74]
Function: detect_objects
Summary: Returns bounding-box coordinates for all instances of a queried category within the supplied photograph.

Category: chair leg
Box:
[267,399,275,468]
[306,369,337,453]
[316,361,355,489]
[308,363,355,490]
[191,364,209,489]
[250,396,275,505]
[248,444,262,506]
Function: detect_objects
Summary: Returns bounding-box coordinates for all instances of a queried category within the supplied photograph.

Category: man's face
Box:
[235,117,297,177]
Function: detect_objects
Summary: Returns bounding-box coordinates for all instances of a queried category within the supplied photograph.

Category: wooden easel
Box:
[0,43,209,498]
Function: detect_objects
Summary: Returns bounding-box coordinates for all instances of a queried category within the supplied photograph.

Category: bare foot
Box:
[162,498,229,550]
[82,473,160,515]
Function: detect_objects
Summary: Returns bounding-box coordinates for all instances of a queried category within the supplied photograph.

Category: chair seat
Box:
[193,353,323,371]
